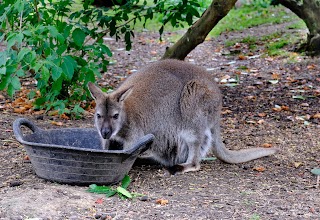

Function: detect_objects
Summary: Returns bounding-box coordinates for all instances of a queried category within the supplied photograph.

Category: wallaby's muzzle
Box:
[101,127,112,139]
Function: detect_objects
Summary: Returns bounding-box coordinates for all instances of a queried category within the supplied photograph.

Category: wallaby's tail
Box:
[212,145,279,164]
[211,126,278,164]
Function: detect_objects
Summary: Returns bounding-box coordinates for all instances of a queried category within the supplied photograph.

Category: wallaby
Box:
[88,59,278,174]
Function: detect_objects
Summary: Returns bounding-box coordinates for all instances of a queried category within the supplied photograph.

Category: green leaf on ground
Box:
[311,168,320,175]
[116,186,133,198]
[202,157,217,161]
[88,184,115,194]
[121,174,131,189]
[292,95,306,100]
[87,175,144,200]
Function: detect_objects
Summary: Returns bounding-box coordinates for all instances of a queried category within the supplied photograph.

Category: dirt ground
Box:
[1,14,320,220]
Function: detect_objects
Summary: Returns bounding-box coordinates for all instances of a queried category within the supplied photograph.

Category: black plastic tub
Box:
[13,118,154,185]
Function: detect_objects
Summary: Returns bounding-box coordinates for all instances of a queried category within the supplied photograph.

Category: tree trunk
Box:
[277,0,320,55]
[161,0,237,60]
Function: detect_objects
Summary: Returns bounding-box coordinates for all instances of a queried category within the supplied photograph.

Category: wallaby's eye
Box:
[113,113,119,119]
[96,113,102,119]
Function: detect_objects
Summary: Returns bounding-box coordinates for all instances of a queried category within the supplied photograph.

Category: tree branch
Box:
[161,0,237,60]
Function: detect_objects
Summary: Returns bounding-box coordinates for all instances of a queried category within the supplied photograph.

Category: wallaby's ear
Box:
[116,86,133,103]
[88,82,104,100]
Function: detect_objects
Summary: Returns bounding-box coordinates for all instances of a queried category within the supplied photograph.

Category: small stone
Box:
[241,165,250,170]
[9,181,23,187]
[267,209,275,214]
[33,184,45,190]
[36,115,44,120]
[139,196,149,201]
[167,192,174,196]
[100,214,109,220]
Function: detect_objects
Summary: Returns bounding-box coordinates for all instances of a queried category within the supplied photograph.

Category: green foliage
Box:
[266,38,289,56]
[251,0,272,8]
[0,0,112,116]
[0,0,203,116]
[92,0,202,43]
[88,175,144,199]
[250,213,261,220]
[210,5,297,37]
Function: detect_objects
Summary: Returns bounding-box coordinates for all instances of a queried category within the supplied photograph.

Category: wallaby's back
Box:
[120,59,221,123]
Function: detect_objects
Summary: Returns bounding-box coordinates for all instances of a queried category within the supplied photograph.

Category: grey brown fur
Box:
[88,59,278,174]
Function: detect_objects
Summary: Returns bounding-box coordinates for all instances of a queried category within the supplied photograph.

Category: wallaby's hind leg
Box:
[167,131,202,175]
[167,80,216,175]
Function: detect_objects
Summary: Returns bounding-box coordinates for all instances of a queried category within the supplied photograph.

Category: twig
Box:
[19,5,23,31]
[33,0,41,23]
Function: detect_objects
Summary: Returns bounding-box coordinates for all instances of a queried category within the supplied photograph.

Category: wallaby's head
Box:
[88,82,132,140]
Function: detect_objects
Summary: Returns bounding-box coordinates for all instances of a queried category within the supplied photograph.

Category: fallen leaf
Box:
[300,103,309,107]
[14,107,26,114]
[221,109,232,115]
[32,110,46,115]
[272,105,282,112]
[294,162,303,168]
[258,112,267,117]
[95,198,104,204]
[272,73,280,80]
[286,77,297,83]
[293,66,300,71]
[220,75,231,81]
[234,43,241,48]
[23,155,30,161]
[156,199,169,205]
[265,57,274,62]
[281,105,290,111]
[238,55,247,60]
[253,166,266,172]
[268,79,279,84]
[246,95,256,101]
[262,143,272,148]
[304,114,311,120]
[250,68,258,73]
[309,207,315,213]
[48,110,59,116]
[60,114,70,120]
[312,113,320,119]
[307,64,316,70]
[51,121,63,126]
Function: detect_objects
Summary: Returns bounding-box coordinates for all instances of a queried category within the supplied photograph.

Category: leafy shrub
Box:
[0,0,113,116]
[0,0,202,117]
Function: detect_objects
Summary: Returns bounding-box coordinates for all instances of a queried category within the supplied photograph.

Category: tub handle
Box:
[13,118,40,143]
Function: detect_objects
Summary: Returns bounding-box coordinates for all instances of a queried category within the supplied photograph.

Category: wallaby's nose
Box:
[101,127,112,139]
